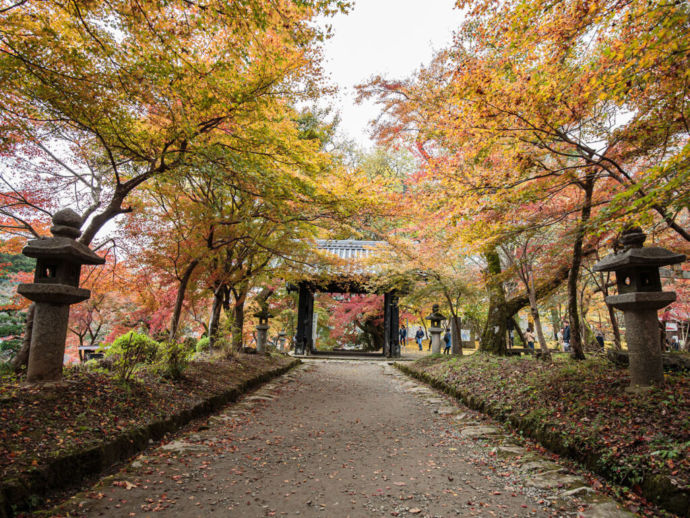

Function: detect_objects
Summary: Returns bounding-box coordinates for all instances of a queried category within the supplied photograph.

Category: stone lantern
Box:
[17,209,105,383]
[425,304,446,355]
[593,227,685,389]
[253,307,273,354]
[277,331,287,352]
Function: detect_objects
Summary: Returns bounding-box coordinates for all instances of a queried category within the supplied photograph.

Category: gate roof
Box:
[291,240,388,294]
[316,240,384,266]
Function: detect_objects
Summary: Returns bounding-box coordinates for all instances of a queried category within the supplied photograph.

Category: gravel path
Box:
[55,361,633,517]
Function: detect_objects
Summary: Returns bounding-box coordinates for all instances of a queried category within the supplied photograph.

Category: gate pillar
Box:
[390,292,400,357]
[383,290,401,358]
[295,283,314,355]
[383,292,391,356]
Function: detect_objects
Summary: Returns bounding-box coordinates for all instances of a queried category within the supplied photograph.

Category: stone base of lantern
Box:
[606,291,675,389]
[26,302,71,383]
[429,326,442,355]
[277,332,287,352]
[622,309,665,389]
[256,324,269,354]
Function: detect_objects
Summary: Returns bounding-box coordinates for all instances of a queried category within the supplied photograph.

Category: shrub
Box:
[182,336,196,351]
[154,340,193,380]
[105,331,159,382]
[0,361,14,376]
[196,336,210,353]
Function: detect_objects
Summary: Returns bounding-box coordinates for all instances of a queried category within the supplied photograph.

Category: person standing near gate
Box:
[415,326,425,351]
[399,325,407,348]
[443,328,451,355]
[524,328,535,350]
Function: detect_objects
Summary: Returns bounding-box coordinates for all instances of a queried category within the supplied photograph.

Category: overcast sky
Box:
[318,0,464,148]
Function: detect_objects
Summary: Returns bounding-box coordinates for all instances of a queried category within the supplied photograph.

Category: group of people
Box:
[518,321,605,352]
[399,325,452,354]
[664,336,681,351]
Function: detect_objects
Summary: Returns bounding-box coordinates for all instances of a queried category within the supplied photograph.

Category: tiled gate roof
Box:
[315,240,383,261]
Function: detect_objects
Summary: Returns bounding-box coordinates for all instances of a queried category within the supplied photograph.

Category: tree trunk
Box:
[479,249,580,355]
[12,303,34,372]
[567,176,594,360]
[480,247,508,355]
[512,318,526,346]
[168,258,200,343]
[550,307,560,340]
[441,288,463,356]
[603,288,622,350]
[207,285,224,349]
[578,279,593,348]
[450,314,463,355]
[528,284,550,361]
[231,284,248,352]
[78,174,153,247]
[232,297,246,352]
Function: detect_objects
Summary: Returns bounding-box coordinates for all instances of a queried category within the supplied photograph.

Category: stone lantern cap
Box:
[253,308,274,322]
[425,304,446,327]
[593,227,685,272]
[21,209,105,266]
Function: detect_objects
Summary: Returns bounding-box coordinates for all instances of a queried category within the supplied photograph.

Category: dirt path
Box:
[55,361,632,518]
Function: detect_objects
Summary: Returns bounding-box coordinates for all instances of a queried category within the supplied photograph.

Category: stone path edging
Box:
[393,361,689,518]
[0,358,301,518]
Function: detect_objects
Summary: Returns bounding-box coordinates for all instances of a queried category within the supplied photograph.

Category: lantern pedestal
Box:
[623,308,665,390]
[256,324,269,354]
[253,307,273,355]
[429,326,443,355]
[26,303,71,382]
[277,332,287,352]
[425,304,446,356]
[607,292,676,390]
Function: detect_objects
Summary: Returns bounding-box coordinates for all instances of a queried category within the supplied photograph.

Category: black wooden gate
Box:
[292,281,400,357]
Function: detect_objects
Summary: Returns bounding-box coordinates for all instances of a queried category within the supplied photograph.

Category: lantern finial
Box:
[619,226,645,250]
[51,208,82,239]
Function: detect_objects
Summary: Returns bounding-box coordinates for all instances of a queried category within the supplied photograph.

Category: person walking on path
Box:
[443,328,451,355]
[415,327,425,351]
[399,325,407,348]
[524,329,535,350]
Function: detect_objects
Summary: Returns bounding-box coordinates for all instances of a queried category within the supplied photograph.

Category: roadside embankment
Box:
[395,353,690,517]
[0,354,299,517]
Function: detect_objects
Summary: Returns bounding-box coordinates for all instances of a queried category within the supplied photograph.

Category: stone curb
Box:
[394,362,690,518]
[0,358,301,518]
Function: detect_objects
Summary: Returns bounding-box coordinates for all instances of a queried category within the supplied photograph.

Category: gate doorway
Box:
[290,240,401,358]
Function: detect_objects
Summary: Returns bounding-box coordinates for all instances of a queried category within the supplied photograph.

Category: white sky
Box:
[318,0,464,148]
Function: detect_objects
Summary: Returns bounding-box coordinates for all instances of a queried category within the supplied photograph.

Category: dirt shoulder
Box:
[398,353,690,517]
[0,354,297,516]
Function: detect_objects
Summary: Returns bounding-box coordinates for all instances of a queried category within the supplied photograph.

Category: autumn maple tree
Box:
[356,0,688,358]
